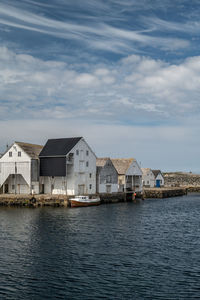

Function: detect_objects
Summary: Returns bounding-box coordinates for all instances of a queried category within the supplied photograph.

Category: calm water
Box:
[1,194,200,299]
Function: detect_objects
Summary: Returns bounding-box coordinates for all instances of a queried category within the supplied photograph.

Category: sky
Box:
[0,0,200,172]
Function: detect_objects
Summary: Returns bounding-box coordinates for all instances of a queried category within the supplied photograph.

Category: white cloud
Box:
[1,47,200,122]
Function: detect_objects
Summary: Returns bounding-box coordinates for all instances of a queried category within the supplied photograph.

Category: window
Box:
[76,150,79,155]
[89,184,92,189]
[89,173,92,178]
[9,152,12,157]
[86,150,89,156]
[68,153,74,161]
[51,184,54,190]
[18,151,21,157]
[106,175,111,183]
[12,185,15,190]
[86,161,89,167]
[147,180,149,184]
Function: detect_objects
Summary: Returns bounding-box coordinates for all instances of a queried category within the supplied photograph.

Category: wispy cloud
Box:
[0,2,190,54]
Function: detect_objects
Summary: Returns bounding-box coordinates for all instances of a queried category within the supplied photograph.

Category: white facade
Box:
[142,168,155,188]
[111,158,143,193]
[155,173,165,187]
[41,138,96,195]
[125,160,143,192]
[0,142,41,194]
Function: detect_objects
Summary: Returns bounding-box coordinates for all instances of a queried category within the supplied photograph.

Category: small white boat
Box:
[69,195,100,208]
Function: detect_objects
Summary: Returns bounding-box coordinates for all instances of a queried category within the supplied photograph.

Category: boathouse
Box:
[96,158,118,194]
[0,142,43,194]
[152,170,165,187]
[142,168,155,188]
[39,137,96,195]
[111,158,143,193]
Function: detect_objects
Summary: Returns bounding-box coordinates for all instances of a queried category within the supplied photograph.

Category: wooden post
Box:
[124,175,126,192]
[131,175,133,191]
[65,159,68,195]
[15,162,17,194]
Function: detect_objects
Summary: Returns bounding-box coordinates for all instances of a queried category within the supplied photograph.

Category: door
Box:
[5,184,8,193]
[78,184,85,195]
[156,180,161,188]
[106,185,111,193]
[41,184,44,194]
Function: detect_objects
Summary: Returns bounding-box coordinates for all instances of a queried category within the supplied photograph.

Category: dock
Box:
[0,187,198,207]
[0,193,127,207]
[143,187,187,199]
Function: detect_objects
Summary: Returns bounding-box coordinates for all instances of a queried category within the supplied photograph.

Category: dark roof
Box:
[16,142,43,159]
[152,170,162,178]
[39,137,82,157]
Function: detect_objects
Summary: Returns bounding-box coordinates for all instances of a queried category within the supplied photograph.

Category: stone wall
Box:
[143,187,187,198]
[164,172,200,187]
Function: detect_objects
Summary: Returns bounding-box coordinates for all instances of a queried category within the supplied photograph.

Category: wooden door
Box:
[78,184,85,195]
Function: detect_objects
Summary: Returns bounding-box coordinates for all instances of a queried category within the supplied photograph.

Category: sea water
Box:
[0,194,200,299]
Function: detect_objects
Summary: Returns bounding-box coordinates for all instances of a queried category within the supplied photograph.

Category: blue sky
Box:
[0,0,200,171]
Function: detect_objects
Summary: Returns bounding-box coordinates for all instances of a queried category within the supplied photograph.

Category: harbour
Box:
[0,194,200,299]
[0,186,198,207]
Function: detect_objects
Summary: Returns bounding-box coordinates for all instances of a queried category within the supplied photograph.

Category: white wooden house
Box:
[96,158,118,194]
[39,137,96,195]
[141,168,155,188]
[0,142,43,194]
[111,158,143,193]
[152,170,165,187]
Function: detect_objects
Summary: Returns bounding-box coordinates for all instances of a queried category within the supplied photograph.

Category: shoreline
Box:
[0,187,200,207]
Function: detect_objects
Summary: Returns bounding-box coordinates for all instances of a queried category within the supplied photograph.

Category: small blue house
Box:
[152,170,165,188]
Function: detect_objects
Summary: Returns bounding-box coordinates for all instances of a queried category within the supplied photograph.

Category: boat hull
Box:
[70,199,101,208]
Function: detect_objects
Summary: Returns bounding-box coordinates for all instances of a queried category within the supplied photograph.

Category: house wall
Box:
[4,174,30,194]
[155,173,165,186]
[40,176,67,195]
[97,160,118,193]
[142,171,155,188]
[0,143,40,194]
[126,160,143,192]
[66,138,96,195]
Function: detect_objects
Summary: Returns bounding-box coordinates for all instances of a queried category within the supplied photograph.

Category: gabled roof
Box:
[152,170,162,178]
[111,158,135,175]
[141,168,153,175]
[96,157,110,167]
[15,142,43,159]
[39,137,82,157]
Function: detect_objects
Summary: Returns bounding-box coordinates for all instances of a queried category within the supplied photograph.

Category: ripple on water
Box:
[0,195,200,299]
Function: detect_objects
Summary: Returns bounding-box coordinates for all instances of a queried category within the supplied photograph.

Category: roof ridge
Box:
[15,141,43,147]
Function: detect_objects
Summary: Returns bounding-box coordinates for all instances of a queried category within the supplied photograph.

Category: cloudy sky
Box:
[0,0,200,171]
